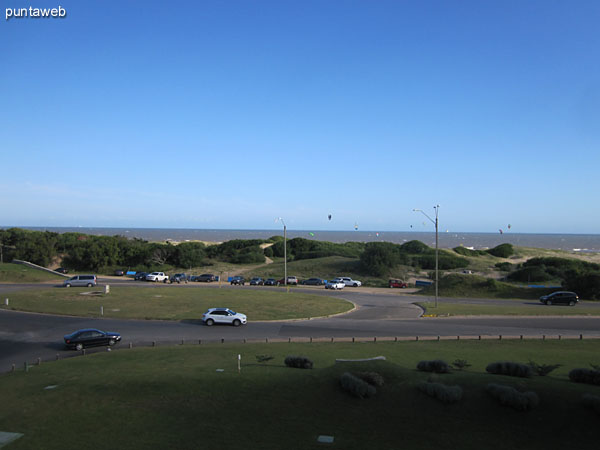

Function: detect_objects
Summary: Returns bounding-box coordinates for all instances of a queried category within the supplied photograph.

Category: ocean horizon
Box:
[5,226,600,253]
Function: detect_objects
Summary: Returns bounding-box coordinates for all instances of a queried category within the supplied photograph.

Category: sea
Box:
[9,226,600,253]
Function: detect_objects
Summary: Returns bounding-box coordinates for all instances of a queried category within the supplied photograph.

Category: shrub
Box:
[263,246,273,257]
[486,362,533,378]
[453,246,486,256]
[451,359,471,371]
[486,383,539,411]
[417,381,463,404]
[528,361,562,376]
[569,368,600,385]
[417,360,450,374]
[495,262,513,271]
[583,394,600,415]
[284,355,313,369]
[507,266,553,282]
[486,243,514,258]
[356,372,384,387]
[340,372,376,398]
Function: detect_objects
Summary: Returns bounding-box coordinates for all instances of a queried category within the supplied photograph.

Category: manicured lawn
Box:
[0,286,354,320]
[1,340,599,449]
[417,299,600,316]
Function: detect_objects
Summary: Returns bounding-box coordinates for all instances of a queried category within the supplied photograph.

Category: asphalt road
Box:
[1,281,600,373]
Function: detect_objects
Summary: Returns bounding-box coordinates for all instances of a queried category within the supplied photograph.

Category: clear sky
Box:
[1,0,599,233]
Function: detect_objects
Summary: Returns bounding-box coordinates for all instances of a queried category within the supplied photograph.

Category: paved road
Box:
[1,282,600,373]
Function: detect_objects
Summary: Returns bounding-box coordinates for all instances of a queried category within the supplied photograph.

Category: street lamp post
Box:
[277,218,287,286]
[413,205,440,308]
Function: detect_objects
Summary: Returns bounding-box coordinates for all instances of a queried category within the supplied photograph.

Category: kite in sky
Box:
[354,222,359,231]
[328,214,332,221]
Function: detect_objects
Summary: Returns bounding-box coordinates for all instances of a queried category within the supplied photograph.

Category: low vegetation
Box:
[485,383,539,411]
[417,381,463,404]
[2,340,600,450]
[0,286,353,320]
[486,361,533,378]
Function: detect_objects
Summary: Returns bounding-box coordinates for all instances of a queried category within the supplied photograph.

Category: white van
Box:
[63,275,97,287]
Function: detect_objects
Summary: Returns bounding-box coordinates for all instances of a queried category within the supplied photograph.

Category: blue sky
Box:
[1,0,599,233]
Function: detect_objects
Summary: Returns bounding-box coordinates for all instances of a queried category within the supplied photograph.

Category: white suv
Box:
[146,272,169,282]
[203,308,247,326]
[338,277,362,287]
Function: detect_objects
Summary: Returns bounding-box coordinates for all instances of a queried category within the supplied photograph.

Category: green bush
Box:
[263,246,274,257]
[417,360,450,374]
[563,272,600,300]
[486,383,539,411]
[400,240,430,254]
[451,359,472,371]
[486,244,515,258]
[417,382,463,404]
[356,372,385,387]
[453,246,487,256]
[507,266,553,283]
[495,262,513,271]
[583,394,600,415]
[486,362,533,378]
[528,361,562,376]
[340,372,376,398]
[284,355,313,369]
[569,368,600,385]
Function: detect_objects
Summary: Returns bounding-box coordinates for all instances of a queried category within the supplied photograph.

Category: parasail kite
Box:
[328,214,332,221]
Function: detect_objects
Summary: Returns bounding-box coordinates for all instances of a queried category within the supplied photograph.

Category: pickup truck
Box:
[146,272,169,282]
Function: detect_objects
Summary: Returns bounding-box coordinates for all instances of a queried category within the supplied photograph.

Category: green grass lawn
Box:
[0,286,353,320]
[0,263,64,283]
[417,299,600,316]
[1,340,599,449]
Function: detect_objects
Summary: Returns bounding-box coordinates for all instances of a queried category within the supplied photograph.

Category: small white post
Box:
[100,306,104,316]
[4,298,8,306]
[104,285,110,294]
[238,354,241,374]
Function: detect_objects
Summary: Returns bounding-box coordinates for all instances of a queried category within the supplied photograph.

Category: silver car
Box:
[202,308,247,326]
[63,275,97,287]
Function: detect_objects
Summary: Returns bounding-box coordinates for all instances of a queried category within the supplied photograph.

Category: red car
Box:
[389,279,408,288]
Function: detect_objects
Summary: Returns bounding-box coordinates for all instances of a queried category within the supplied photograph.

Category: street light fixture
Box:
[276,217,287,286]
[413,205,439,307]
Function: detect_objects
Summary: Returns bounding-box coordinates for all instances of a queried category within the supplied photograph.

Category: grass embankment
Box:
[1,340,600,449]
[0,263,63,283]
[0,286,353,320]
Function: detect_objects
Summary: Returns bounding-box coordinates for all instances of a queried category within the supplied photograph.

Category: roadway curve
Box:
[1,281,600,373]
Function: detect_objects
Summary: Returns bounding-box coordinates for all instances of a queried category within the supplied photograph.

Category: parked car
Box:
[55,267,68,274]
[338,276,362,287]
[539,291,579,306]
[63,275,97,288]
[170,273,188,283]
[301,278,325,286]
[146,272,169,282]
[202,308,247,326]
[250,277,264,285]
[230,276,245,285]
[325,278,345,290]
[134,272,148,281]
[114,269,125,276]
[64,328,121,351]
[264,278,277,286]
[389,279,408,288]
[194,273,216,282]
[277,276,298,285]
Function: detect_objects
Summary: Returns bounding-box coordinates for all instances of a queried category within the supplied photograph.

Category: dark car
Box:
[389,279,408,288]
[249,277,264,285]
[540,291,579,306]
[195,273,217,282]
[64,328,121,351]
[230,276,245,285]
[114,269,125,276]
[301,278,324,286]
[55,267,68,274]
[170,273,188,283]
[264,278,277,286]
[134,272,148,281]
